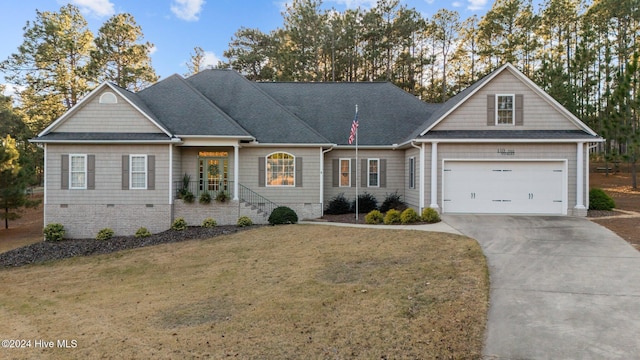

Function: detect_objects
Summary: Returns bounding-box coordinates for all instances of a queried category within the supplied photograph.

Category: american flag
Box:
[348,109,359,145]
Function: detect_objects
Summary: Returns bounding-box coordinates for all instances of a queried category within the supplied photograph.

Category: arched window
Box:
[266,152,295,186]
[99,92,117,104]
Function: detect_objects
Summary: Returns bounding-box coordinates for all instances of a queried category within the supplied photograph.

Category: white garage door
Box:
[443,161,566,215]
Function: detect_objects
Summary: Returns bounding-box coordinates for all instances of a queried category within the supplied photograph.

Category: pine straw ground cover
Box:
[0,225,488,359]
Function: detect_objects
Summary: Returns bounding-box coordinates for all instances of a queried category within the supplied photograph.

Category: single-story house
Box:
[32,63,603,238]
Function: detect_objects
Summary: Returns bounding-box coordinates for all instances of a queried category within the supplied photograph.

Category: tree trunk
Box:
[4,206,8,229]
[632,159,637,190]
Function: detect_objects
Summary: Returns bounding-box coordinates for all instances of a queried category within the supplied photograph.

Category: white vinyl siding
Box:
[70,154,87,189]
[130,155,147,189]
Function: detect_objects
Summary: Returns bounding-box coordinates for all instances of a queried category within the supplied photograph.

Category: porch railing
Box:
[174,180,234,200]
[238,183,278,216]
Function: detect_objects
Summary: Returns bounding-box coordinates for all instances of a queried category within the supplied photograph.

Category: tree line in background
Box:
[0,1,639,226]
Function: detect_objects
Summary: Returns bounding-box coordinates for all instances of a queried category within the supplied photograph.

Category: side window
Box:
[339,159,350,187]
[70,154,87,189]
[368,158,379,187]
[267,152,295,186]
[130,155,147,189]
[496,94,514,125]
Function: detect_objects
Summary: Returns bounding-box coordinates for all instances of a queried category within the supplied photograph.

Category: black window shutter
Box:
[258,157,265,187]
[515,94,524,126]
[87,155,95,190]
[487,94,495,126]
[147,155,155,190]
[295,157,303,187]
[122,155,129,190]
[332,159,339,187]
[61,155,69,190]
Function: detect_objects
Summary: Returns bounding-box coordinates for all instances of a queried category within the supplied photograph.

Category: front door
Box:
[199,157,229,194]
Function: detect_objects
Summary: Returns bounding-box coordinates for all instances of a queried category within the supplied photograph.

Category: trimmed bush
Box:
[325,193,352,215]
[172,217,187,231]
[96,228,114,241]
[216,191,229,203]
[365,210,384,224]
[43,223,65,241]
[421,207,441,223]
[199,192,212,204]
[268,206,298,225]
[182,191,195,203]
[202,218,217,228]
[354,192,378,213]
[135,227,152,238]
[237,216,253,227]
[589,188,615,211]
[400,208,420,224]
[383,209,402,225]
[380,191,406,212]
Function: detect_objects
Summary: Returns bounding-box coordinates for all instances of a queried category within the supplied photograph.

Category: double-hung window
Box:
[130,155,147,189]
[496,94,515,125]
[70,154,87,189]
[368,159,379,187]
[339,159,350,187]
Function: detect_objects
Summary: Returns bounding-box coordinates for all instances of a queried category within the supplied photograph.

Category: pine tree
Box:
[0,135,39,229]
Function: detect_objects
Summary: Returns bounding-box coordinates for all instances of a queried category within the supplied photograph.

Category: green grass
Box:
[0,225,488,359]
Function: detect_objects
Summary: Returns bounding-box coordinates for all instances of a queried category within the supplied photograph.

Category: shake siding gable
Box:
[435,71,581,131]
[54,88,163,134]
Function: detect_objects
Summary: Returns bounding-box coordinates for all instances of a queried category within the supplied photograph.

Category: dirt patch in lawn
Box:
[0,225,488,359]
[589,169,640,251]
[0,193,43,253]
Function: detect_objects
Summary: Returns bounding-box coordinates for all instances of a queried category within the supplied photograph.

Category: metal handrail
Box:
[238,183,278,216]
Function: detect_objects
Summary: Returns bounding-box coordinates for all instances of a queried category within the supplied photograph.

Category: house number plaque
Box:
[497,148,515,155]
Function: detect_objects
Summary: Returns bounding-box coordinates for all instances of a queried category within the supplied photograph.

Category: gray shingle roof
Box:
[420,130,601,140]
[186,70,330,144]
[257,81,441,145]
[137,74,253,138]
[32,132,174,142]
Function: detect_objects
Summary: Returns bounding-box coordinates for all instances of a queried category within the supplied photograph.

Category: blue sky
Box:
[0,0,491,94]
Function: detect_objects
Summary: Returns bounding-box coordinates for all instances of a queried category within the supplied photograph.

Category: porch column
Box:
[233,144,239,200]
[575,142,586,210]
[430,142,439,210]
[419,143,425,213]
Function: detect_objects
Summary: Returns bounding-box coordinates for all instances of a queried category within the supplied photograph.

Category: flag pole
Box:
[355,104,358,223]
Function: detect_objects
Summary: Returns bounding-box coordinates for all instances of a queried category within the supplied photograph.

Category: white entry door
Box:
[442,161,566,215]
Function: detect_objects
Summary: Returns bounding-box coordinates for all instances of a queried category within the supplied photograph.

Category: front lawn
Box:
[0,225,488,359]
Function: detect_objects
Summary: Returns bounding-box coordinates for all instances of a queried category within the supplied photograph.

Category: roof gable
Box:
[417,63,598,137]
[38,82,171,137]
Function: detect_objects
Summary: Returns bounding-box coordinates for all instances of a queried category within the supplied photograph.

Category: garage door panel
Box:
[443,161,565,215]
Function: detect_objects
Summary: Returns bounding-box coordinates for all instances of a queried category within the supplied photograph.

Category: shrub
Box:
[237,216,253,227]
[202,218,217,228]
[216,191,229,203]
[199,192,212,204]
[268,206,298,225]
[135,227,152,238]
[383,209,402,225]
[589,188,615,211]
[172,217,187,231]
[400,208,420,224]
[177,173,191,199]
[96,228,114,241]
[325,193,352,215]
[182,191,195,203]
[354,192,378,213]
[43,223,65,241]
[365,210,384,224]
[421,207,441,223]
[380,191,406,212]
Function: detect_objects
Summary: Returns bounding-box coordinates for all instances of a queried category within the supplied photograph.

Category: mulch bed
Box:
[587,209,625,218]
[0,225,260,268]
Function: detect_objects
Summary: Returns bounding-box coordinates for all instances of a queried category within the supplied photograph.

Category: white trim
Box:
[367,158,380,188]
[169,144,173,205]
[419,63,599,137]
[430,143,439,210]
[69,154,87,190]
[43,144,47,207]
[495,94,515,126]
[265,151,296,187]
[441,158,568,215]
[38,82,173,137]
[575,142,586,210]
[414,138,604,144]
[129,154,148,190]
[243,142,335,148]
[419,143,425,212]
[233,144,240,200]
[338,158,351,187]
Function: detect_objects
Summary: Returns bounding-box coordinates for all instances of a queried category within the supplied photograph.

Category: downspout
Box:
[321,146,334,217]
[410,142,425,213]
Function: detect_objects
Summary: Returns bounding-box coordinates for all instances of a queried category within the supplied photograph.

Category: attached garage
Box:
[442,160,567,215]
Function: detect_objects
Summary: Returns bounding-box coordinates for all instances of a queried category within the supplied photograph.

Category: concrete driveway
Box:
[443,215,640,359]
